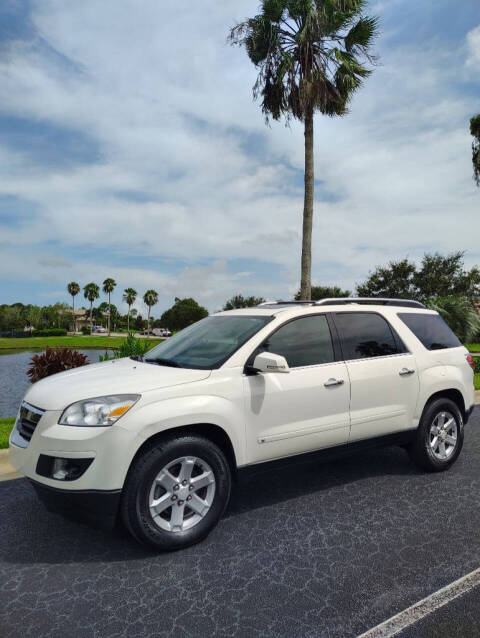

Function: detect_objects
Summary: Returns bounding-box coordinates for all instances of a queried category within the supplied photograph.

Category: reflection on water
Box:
[0,349,113,418]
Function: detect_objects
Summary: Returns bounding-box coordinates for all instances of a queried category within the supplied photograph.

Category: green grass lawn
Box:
[0,336,162,350]
[466,344,480,352]
[475,373,480,391]
[0,417,15,449]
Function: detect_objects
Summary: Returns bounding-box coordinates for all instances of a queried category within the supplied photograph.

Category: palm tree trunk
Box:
[148,307,151,333]
[72,296,76,333]
[108,292,111,336]
[300,104,314,301]
[90,301,93,333]
[127,307,130,332]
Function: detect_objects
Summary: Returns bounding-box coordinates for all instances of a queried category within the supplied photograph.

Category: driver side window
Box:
[259,315,335,368]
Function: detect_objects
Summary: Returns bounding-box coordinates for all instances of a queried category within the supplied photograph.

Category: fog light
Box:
[52,458,72,480]
[36,455,94,481]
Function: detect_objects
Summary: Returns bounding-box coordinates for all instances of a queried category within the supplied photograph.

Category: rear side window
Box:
[335,312,404,360]
[261,315,335,368]
[398,313,461,350]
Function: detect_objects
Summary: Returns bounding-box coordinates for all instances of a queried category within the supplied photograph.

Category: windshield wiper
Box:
[130,355,144,362]
[144,357,183,368]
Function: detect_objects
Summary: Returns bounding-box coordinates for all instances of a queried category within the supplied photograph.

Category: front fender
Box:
[119,394,246,467]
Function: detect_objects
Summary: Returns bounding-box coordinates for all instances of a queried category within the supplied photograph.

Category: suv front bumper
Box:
[9,406,144,529]
[30,479,121,530]
[9,408,140,491]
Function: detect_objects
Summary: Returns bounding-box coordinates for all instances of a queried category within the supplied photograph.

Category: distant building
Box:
[70,309,108,332]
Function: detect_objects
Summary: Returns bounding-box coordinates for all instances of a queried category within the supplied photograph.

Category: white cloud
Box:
[0,1,478,312]
[466,25,480,68]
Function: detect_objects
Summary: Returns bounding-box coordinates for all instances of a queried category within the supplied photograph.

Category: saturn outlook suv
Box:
[9,298,475,550]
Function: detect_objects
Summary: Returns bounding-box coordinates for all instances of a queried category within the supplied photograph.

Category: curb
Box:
[0,449,21,483]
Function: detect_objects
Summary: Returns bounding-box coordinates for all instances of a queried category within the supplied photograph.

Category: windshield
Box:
[145,315,272,369]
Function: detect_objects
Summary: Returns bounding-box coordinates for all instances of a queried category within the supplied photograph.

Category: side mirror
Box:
[251,352,290,374]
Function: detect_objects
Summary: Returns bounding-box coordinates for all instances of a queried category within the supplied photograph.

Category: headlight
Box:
[59,395,140,426]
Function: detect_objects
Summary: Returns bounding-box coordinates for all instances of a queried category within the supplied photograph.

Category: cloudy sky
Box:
[0,0,479,317]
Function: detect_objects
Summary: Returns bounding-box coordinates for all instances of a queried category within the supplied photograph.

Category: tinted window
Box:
[335,312,402,360]
[398,313,461,350]
[261,315,335,368]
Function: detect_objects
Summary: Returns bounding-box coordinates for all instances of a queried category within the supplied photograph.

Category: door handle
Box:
[399,368,415,376]
[324,378,344,387]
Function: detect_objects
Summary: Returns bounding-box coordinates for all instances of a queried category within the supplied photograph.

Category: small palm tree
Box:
[123,288,138,332]
[230,0,378,299]
[83,283,100,334]
[143,289,159,334]
[102,278,116,336]
[425,296,480,343]
[471,114,480,187]
[67,281,80,332]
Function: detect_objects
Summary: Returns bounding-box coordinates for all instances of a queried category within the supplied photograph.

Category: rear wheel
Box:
[121,434,231,550]
[408,397,464,472]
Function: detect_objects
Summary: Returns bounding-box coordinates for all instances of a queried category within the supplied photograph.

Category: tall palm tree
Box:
[67,281,80,333]
[102,278,116,336]
[230,0,378,299]
[471,114,480,187]
[143,289,159,334]
[123,288,137,333]
[83,283,100,334]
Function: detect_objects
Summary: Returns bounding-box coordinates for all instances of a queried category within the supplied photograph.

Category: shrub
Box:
[474,357,480,374]
[31,328,68,337]
[27,347,89,383]
[99,334,150,361]
[81,326,90,335]
[161,297,208,332]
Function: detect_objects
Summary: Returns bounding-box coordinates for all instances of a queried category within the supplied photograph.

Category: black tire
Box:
[408,397,464,472]
[121,434,231,551]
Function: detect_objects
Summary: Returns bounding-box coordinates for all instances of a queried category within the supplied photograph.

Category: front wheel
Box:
[408,398,464,472]
[121,434,231,551]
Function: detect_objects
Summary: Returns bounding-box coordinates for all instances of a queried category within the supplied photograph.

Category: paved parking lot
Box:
[1,410,480,637]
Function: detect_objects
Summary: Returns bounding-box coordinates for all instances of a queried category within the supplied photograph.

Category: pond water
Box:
[0,349,114,418]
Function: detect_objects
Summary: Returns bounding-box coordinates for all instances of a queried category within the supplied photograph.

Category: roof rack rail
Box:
[257,300,315,307]
[315,297,425,309]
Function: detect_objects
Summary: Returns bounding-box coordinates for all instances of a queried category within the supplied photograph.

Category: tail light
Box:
[466,354,475,371]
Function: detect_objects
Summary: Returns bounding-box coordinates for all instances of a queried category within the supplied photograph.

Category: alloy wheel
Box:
[148,456,216,532]
[429,411,458,461]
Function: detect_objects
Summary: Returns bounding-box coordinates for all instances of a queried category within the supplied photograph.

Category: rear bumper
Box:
[30,479,121,531]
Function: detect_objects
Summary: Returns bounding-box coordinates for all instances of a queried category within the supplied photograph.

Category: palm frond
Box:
[230,0,378,123]
[345,16,379,52]
[425,296,480,343]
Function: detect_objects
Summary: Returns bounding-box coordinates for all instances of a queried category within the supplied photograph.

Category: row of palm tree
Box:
[67,280,159,335]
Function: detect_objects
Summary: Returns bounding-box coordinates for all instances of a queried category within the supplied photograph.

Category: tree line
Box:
[1,251,479,340]
[224,252,480,342]
[67,279,159,335]
[66,281,213,335]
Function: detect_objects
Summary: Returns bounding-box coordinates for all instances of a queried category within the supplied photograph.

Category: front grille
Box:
[16,402,44,443]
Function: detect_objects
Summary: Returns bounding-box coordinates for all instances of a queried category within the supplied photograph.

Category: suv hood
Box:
[23,358,211,411]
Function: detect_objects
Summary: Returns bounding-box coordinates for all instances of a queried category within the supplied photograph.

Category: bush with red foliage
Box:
[27,347,89,383]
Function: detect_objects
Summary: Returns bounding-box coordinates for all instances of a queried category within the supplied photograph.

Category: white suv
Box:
[9,298,475,550]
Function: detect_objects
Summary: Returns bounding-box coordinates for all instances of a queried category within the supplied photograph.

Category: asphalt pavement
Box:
[1,410,480,637]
